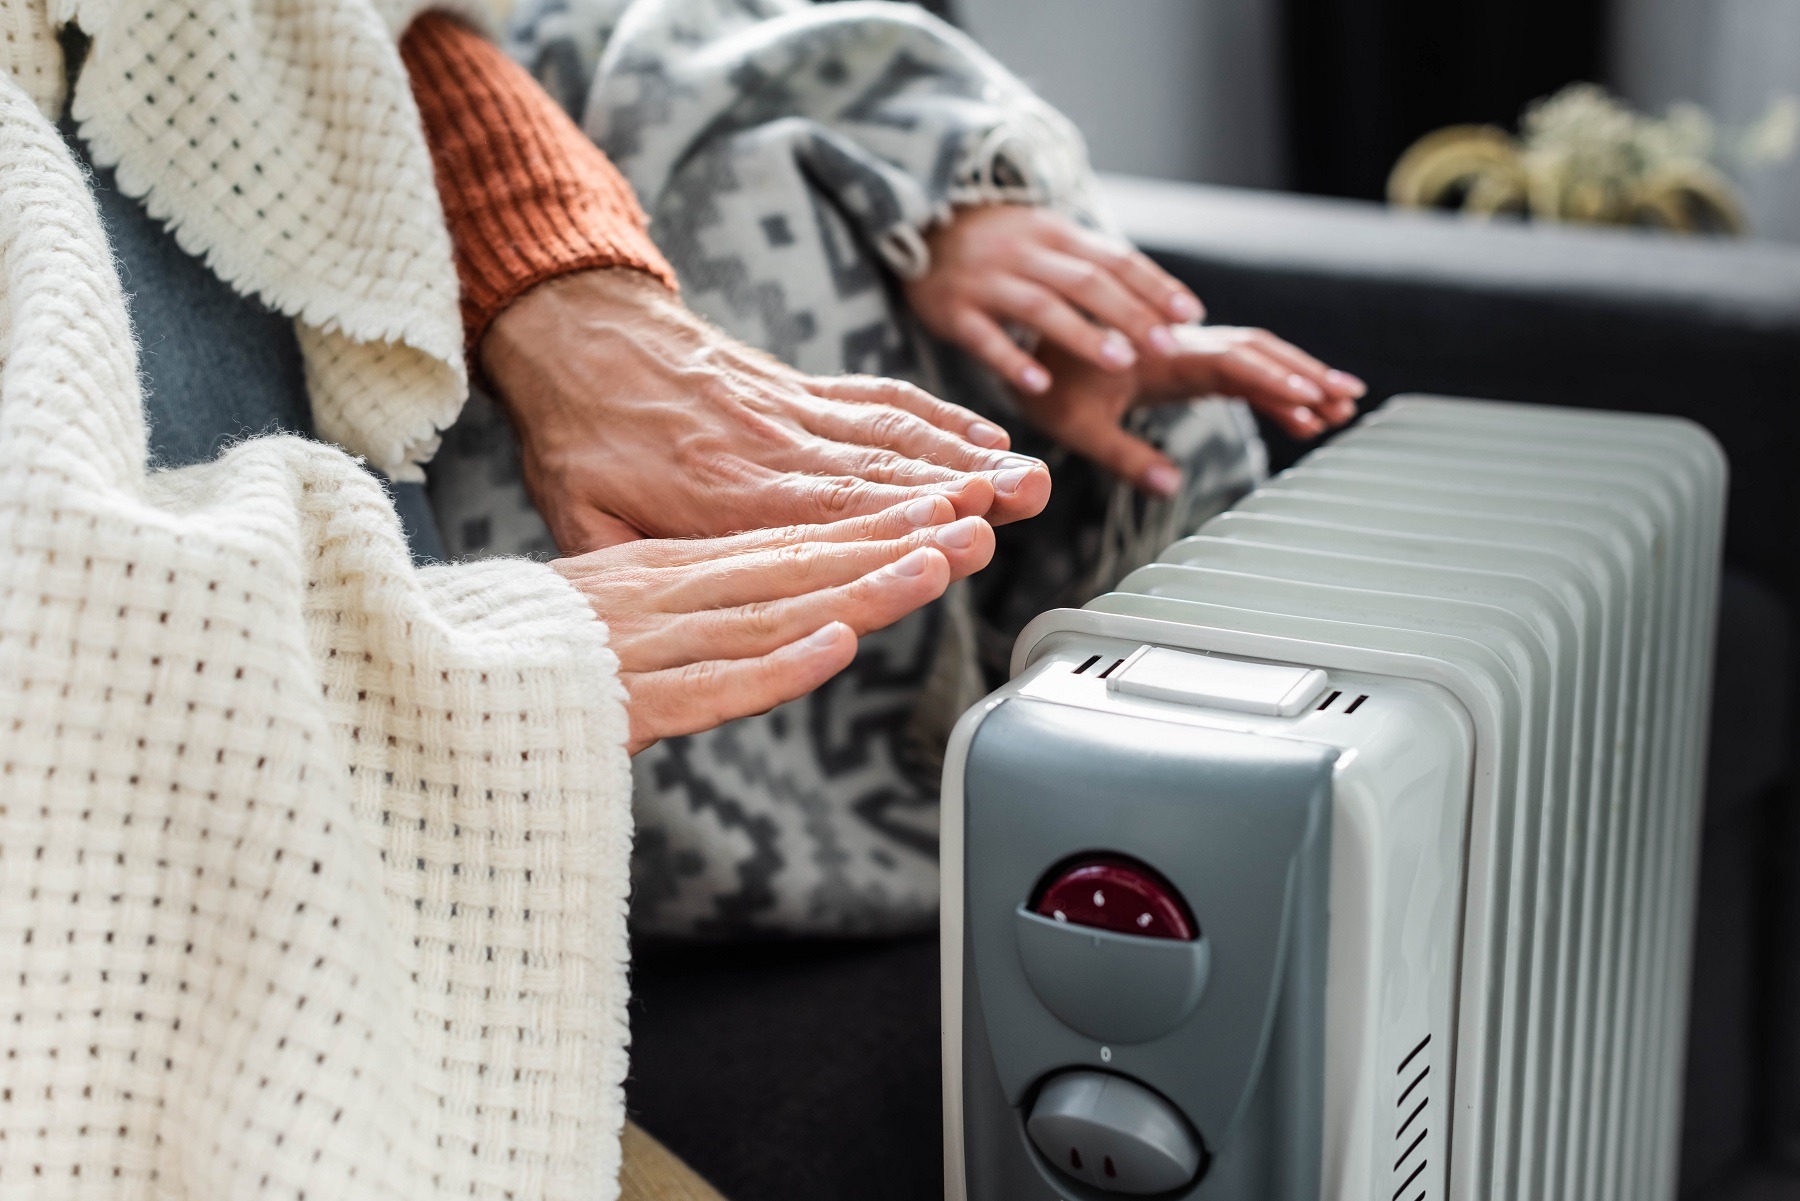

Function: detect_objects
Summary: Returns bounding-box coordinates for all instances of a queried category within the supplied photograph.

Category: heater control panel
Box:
[956,686,1337,1200]
[949,621,1477,1201]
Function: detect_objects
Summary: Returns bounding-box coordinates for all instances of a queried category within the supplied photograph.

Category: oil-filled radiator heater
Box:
[942,396,1725,1201]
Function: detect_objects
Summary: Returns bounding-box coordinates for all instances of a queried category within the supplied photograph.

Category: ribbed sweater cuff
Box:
[401,12,679,354]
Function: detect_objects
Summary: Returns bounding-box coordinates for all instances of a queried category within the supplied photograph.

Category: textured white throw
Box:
[1,0,470,480]
[0,57,636,1201]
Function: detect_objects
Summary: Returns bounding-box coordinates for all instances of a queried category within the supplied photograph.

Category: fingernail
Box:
[995,466,1034,495]
[935,516,983,549]
[902,496,944,526]
[1019,365,1051,394]
[1287,373,1327,403]
[801,622,847,650]
[1168,292,1202,322]
[890,548,934,577]
[1148,326,1181,357]
[967,420,1008,447]
[1100,331,1136,369]
[1145,464,1183,498]
[1295,410,1324,434]
[1326,369,1368,398]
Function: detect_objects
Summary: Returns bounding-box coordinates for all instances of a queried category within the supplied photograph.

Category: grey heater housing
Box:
[960,698,1333,1199]
[944,396,1726,1201]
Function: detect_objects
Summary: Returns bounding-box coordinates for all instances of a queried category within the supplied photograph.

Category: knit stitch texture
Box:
[0,64,636,1201]
[48,0,469,480]
[403,13,677,353]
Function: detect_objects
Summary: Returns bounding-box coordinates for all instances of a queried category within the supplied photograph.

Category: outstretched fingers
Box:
[1244,330,1364,423]
[1243,353,1343,437]
[621,536,963,748]
[1040,405,1183,499]
[812,374,1013,449]
[986,275,1138,377]
[560,496,957,574]
[659,515,994,608]
[623,622,860,754]
[941,305,1054,396]
[1019,246,1177,359]
[796,395,1016,476]
[1051,221,1205,325]
[1171,326,1363,434]
[627,544,956,672]
[560,500,990,752]
[800,378,1050,520]
[1184,334,1355,439]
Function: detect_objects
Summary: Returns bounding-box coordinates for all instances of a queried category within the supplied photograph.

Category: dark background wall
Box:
[1284,0,1609,198]
[932,0,1613,203]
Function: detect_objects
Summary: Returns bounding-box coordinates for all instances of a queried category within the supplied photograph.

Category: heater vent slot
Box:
[1394,1033,1431,1199]
[1317,689,1372,714]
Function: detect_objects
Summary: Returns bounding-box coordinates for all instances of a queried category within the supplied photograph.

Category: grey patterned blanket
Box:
[426,0,1264,937]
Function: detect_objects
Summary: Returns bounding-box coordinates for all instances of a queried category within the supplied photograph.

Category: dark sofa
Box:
[626,177,1800,1201]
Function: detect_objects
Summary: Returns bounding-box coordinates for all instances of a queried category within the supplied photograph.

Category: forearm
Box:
[400,12,678,353]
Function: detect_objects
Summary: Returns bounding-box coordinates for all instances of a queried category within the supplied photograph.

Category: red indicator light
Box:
[1032,855,1197,941]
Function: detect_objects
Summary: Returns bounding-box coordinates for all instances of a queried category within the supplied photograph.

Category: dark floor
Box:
[1702,1169,1800,1201]
[628,935,944,1201]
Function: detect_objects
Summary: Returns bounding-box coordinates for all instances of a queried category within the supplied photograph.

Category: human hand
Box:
[901,205,1204,396]
[1020,325,1366,497]
[481,268,1051,554]
[553,497,995,754]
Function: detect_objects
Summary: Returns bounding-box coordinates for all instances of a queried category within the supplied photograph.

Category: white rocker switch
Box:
[1106,646,1328,717]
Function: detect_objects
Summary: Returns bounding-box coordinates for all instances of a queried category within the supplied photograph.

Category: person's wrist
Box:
[479,267,692,420]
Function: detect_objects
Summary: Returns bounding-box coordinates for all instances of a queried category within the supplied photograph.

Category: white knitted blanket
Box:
[0,61,636,1201]
[0,0,469,480]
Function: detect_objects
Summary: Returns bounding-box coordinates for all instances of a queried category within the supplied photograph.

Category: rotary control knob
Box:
[1033,856,1196,941]
[1026,1070,1205,1194]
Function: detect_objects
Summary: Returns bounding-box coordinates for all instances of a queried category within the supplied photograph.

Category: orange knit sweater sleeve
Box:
[401,13,679,352]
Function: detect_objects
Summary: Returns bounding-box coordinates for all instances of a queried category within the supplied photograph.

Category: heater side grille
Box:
[1395,1034,1432,1200]
[993,395,1724,1201]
